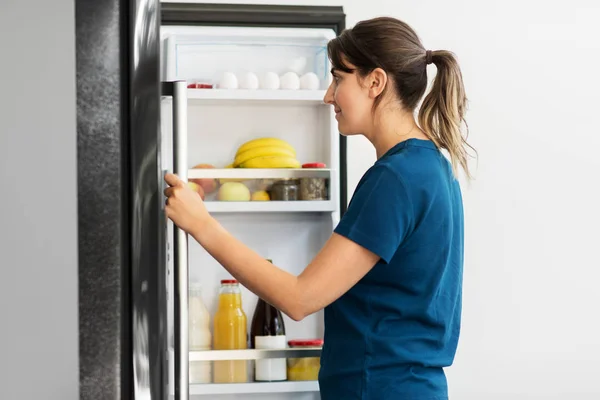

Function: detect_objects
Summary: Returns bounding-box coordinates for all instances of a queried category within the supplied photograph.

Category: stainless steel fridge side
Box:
[130,0,168,399]
[162,81,191,400]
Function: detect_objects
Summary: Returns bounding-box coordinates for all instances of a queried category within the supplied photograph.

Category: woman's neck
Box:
[367,109,428,159]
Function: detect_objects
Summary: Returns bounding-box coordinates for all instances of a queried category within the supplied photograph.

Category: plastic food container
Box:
[287,339,323,381]
[300,163,328,200]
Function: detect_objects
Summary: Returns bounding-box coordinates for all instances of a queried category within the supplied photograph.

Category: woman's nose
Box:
[323,82,335,105]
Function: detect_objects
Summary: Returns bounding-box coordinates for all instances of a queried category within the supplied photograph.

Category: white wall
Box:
[0,0,594,398]
[0,1,79,400]
[165,1,600,398]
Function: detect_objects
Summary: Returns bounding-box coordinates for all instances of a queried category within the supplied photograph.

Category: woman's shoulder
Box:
[378,143,452,185]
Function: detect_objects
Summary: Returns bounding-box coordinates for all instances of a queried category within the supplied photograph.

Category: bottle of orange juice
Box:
[213,279,248,383]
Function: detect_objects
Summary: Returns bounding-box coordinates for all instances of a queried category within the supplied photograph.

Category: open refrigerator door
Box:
[160,25,341,400]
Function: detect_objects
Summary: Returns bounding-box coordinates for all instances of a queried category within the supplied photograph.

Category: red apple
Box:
[190,163,218,194]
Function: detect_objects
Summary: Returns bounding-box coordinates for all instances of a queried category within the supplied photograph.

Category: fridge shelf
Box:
[187,89,327,105]
[189,381,319,396]
[188,168,334,212]
[190,347,322,361]
[169,349,321,396]
[188,168,331,179]
[205,200,335,213]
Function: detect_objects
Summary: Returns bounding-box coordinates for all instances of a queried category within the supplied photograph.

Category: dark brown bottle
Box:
[250,259,287,381]
[250,297,286,347]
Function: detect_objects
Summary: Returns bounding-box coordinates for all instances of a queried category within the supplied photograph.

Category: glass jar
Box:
[213,279,248,383]
[299,178,327,200]
[300,162,328,200]
[286,339,324,381]
[269,179,299,201]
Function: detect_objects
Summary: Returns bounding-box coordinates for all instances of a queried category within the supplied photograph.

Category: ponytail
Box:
[418,50,475,179]
[326,17,475,178]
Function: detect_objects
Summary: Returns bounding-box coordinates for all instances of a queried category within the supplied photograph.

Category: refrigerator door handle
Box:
[161,80,189,400]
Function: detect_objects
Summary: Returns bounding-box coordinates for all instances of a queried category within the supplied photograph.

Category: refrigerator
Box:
[76,2,346,400]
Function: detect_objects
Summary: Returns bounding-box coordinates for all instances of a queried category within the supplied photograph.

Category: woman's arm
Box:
[194,217,380,321]
[163,173,380,321]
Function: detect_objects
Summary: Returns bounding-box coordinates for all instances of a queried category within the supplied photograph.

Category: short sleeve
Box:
[334,165,413,263]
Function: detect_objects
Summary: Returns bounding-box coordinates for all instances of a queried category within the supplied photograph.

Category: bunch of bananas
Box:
[232,138,301,169]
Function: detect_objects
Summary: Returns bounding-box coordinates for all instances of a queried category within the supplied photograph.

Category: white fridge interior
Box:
[160,25,339,399]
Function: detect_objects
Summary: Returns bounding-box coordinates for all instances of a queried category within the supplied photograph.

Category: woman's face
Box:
[323,61,387,136]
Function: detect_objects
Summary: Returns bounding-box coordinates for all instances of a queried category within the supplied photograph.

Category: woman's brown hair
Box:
[327,17,475,179]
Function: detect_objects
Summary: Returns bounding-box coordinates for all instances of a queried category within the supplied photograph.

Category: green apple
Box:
[217,182,251,201]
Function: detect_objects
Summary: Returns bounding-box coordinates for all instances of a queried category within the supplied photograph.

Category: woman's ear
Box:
[366,68,388,99]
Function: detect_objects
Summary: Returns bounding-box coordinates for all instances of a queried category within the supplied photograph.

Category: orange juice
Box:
[213,279,248,383]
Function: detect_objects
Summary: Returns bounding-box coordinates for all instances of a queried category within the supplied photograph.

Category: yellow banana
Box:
[234,146,296,167]
[239,156,301,169]
[236,138,296,157]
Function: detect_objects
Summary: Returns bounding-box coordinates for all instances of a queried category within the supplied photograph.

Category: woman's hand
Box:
[164,173,210,237]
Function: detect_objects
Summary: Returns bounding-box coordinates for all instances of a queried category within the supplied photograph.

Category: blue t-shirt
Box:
[319,138,464,400]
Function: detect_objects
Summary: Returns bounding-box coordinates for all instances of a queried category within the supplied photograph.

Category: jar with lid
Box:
[286,339,324,381]
[300,163,328,200]
[269,179,299,201]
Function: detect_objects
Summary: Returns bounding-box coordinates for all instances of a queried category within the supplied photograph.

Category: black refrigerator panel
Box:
[76,0,134,398]
[77,0,166,398]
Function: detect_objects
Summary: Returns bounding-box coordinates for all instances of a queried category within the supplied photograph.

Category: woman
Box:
[164,16,472,400]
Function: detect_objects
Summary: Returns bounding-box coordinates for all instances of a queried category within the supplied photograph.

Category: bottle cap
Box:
[288,339,324,347]
[220,279,238,285]
[302,162,326,168]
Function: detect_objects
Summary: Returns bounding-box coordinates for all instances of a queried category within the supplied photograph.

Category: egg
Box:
[280,72,300,90]
[300,72,320,90]
[218,72,238,89]
[239,72,259,90]
[260,72,280,90]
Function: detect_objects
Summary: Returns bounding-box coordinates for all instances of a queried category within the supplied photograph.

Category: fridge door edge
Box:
[130,0,168,399]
